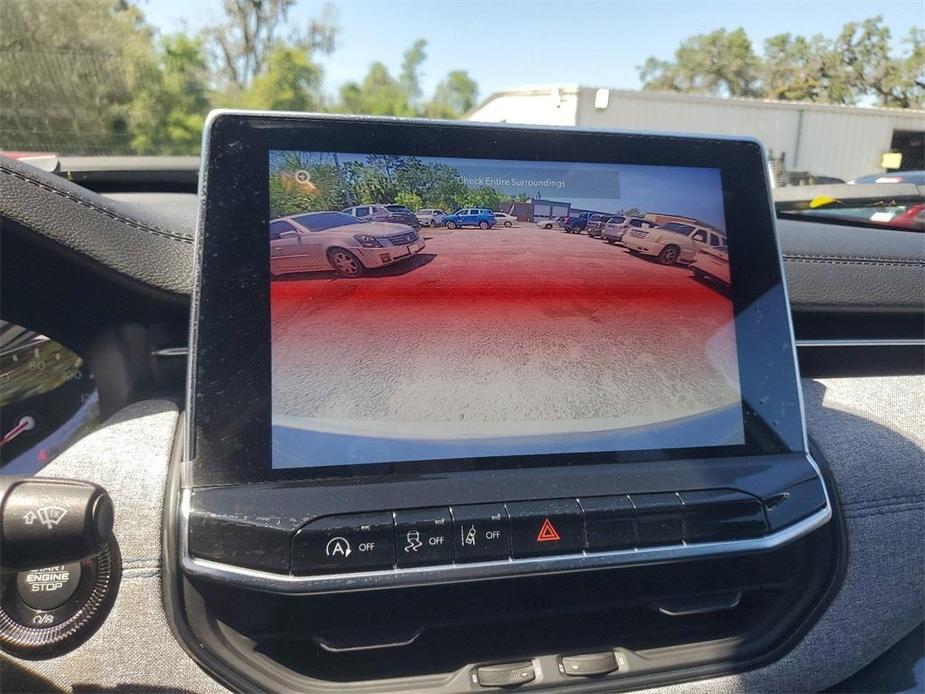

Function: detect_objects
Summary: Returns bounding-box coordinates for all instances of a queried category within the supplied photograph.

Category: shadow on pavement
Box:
[272,253,437,282]
[689,273,732,299]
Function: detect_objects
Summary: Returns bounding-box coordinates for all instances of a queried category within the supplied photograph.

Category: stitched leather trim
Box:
[784,255,925,268]
[1,165,194,245]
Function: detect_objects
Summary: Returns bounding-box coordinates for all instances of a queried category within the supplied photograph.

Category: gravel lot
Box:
[271,225,740,430]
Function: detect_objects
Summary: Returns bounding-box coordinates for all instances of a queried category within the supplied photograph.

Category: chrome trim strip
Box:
[795,338,925,348]
[656,591,742,617]
[178,488,832,595]
[762,146,835,540]
[153,347,190,358]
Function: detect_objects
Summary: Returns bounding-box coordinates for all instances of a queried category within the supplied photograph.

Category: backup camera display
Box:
[269,151,743,469]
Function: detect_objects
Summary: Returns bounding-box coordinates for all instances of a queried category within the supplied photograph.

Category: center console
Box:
[168,112,841,691]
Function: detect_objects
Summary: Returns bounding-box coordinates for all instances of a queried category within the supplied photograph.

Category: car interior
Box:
[1,3,924,690]
[0,110,922,693]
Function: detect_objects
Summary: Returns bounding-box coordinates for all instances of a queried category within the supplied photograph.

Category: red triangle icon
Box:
[536,518,561,542]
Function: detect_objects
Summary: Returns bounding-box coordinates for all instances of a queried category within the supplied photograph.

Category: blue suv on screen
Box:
[443,208,497,229]
[563,213,591,234]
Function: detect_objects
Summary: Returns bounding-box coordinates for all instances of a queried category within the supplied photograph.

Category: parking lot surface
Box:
[271,225,740,428]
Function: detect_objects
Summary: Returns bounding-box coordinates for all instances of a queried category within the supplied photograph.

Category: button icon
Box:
[23,506,68,530]
[325,537,352,558]
[507,500,583,558]
[291,512,395,575]
[395,508,453,567]
[536,518,561,543]
[451,504,511,563]
[404,530,423,553]
[16,562,83,611]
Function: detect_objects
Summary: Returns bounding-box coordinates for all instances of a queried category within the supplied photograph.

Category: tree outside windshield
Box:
[1,1,922,157]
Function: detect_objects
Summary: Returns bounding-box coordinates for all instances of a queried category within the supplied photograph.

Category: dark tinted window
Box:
[269,220,295,240]
[293,212,364,231]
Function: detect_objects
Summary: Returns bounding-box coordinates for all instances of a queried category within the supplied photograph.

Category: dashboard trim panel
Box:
[177,479,832,594]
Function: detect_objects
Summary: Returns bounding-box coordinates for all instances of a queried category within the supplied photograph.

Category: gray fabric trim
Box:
[634,376,925,694]
[3,376,922,692]
[1,401,223,693]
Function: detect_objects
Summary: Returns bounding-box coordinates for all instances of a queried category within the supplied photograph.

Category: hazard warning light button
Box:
[506,500,583,558]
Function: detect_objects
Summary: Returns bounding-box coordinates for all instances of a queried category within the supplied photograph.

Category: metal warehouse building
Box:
[466,85,925,183]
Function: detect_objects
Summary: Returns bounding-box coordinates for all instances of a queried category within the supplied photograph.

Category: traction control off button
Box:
[476,661,536,687]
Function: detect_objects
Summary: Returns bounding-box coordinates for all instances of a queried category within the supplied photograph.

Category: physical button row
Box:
[291,491,768,575]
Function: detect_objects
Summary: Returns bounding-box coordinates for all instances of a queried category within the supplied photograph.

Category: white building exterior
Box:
[466,85,925,182]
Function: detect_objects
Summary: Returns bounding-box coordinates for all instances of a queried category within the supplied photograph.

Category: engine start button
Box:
[16,563,82,611]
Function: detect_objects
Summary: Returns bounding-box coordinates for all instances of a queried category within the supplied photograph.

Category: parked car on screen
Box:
[342,204,421,229]
[585,214,612,238]
[535,216,564,229]
[443,208,497,229]
[563,213,591,234]
[415,208,446,227]
[493,212,517,227]
[623,221,726,265]
[270,212,424,278]
[690,245,731,286]
[602,216,659,244]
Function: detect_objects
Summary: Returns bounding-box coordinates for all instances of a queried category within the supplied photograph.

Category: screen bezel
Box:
[189,111,806,487]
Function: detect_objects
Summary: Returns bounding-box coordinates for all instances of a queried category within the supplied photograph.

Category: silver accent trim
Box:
[153,347,190,358]
[795,338,925,348]
[178,488,832,595]
[761,147,835,538]
[656,591,742,616]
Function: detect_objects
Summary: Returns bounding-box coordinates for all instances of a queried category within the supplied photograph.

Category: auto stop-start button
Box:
[16,563,82,611]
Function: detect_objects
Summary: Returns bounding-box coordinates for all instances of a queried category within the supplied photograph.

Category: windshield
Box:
[293,211,364,231]
[2,1,922,231]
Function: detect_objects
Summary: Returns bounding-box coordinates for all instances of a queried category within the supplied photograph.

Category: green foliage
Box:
[0,3,476,156]
[394,191,424,210]
[339,62,416,116]
[340,43,478,119]
[130,34,210,154]
[240,45,324,111]
[268,152,350,217]
[462,187,503,210]
[400,39,427,105]
[426,71,480,118]
[0,0,155,154]
[640,16,925,108]
[640,28,761,98]
[269,153,507,217]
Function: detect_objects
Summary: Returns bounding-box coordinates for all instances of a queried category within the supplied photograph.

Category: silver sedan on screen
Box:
[270,211,425,278]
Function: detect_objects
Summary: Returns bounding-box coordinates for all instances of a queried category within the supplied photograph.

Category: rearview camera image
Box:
[269,151,743,469]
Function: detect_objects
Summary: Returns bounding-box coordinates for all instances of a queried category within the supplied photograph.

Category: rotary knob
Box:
[0,477,121,656]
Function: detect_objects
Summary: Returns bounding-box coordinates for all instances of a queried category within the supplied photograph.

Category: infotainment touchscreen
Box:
[268,152,743,469]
